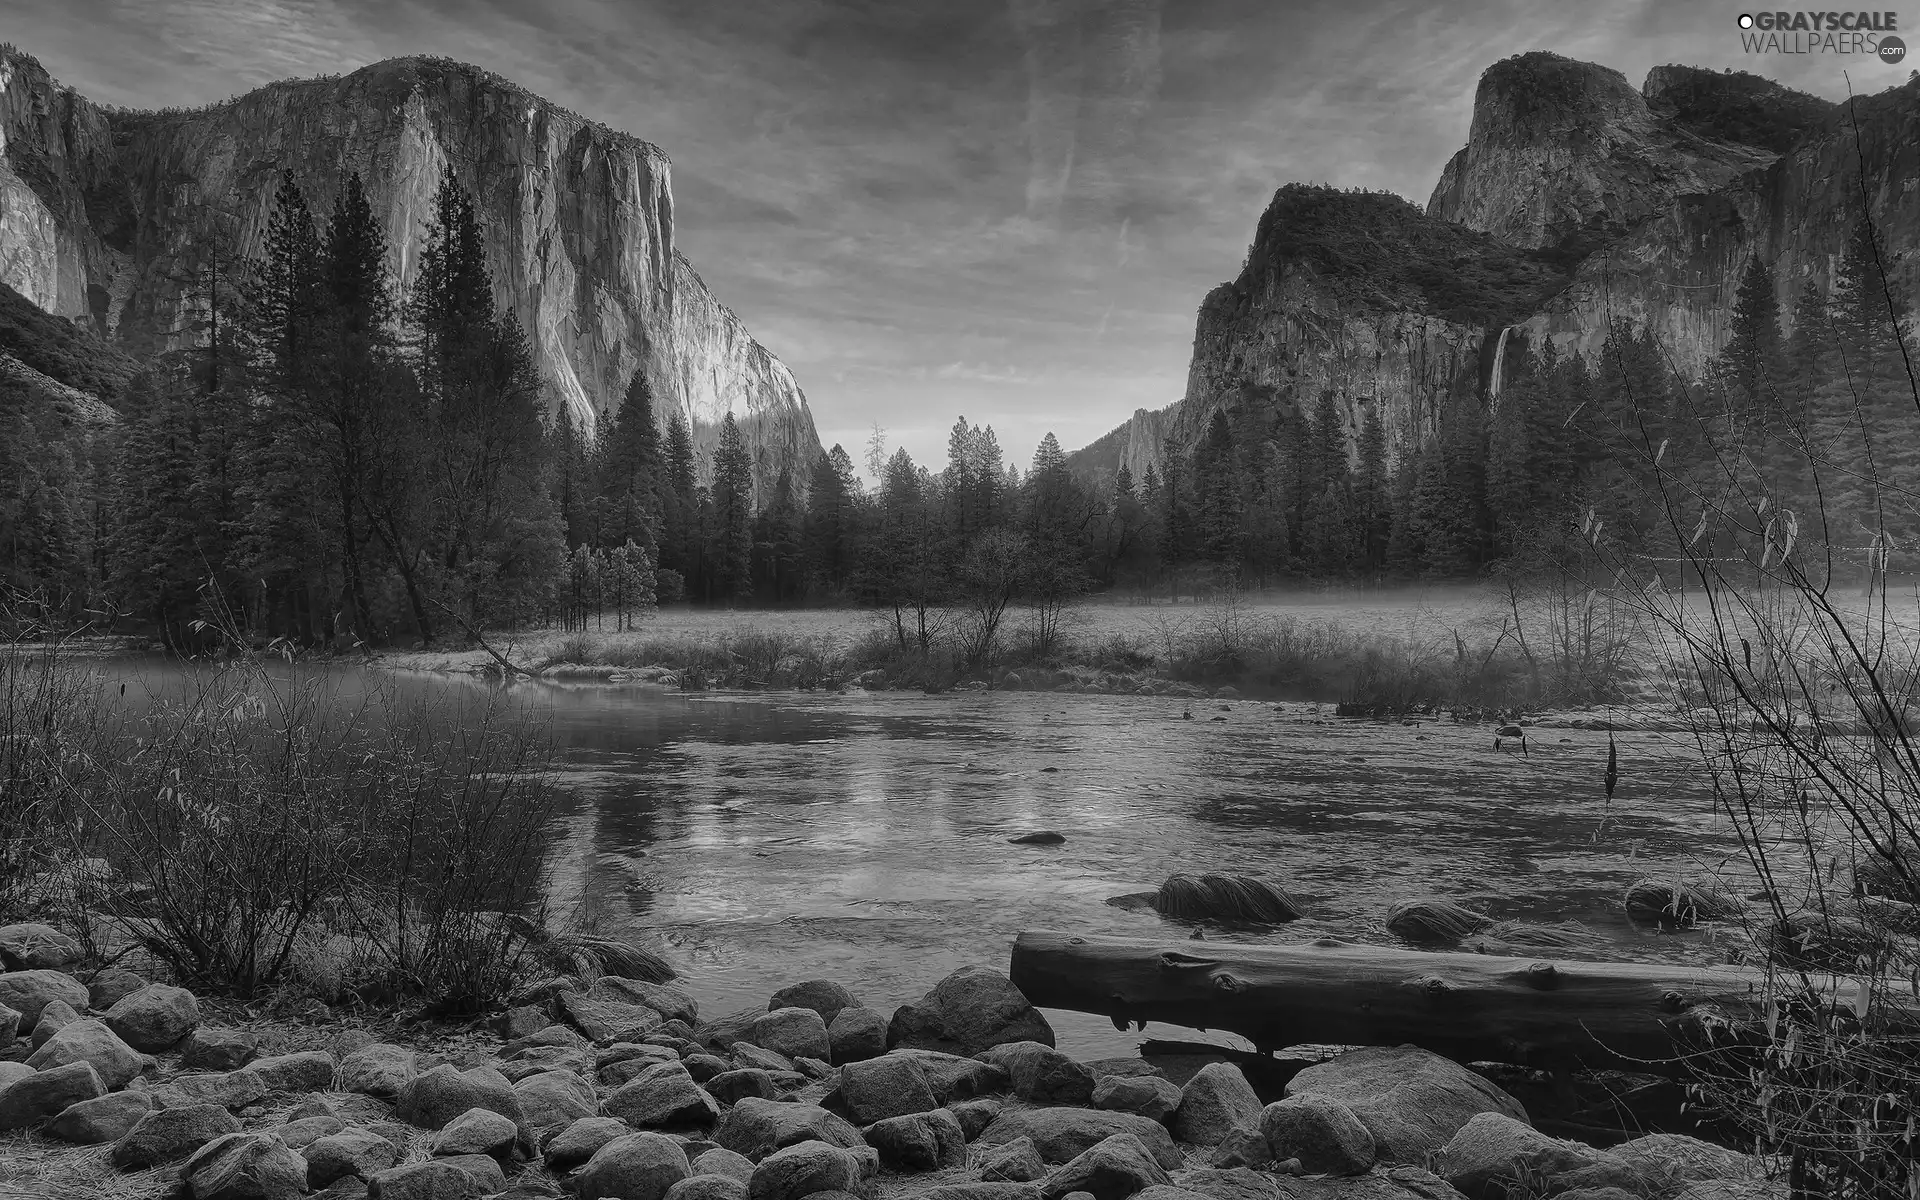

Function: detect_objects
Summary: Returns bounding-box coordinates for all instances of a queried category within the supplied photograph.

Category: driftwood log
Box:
[1009,931,1789,1074]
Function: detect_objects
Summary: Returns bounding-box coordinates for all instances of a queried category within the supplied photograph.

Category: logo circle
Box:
[1882,34,1908,63]
[1738,12,1754,27]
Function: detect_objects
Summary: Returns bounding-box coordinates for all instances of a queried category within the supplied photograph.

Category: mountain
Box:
[0,46,821,501]
[1071,53,1877,482]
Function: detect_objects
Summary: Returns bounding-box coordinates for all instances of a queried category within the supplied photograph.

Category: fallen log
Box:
[1010,931,1783,1074]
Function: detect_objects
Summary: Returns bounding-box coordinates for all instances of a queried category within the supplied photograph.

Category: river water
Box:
[97,660,1743,1059]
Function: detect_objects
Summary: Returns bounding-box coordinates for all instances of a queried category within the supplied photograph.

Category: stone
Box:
[305,1126,400,1186]
[514,1067,598,1136]
[685,1053,731,1082]
[329,1028,378,1059]
[545,1116,632,1170]
[1672,1184,1787,1200]
[748,1007,830,1062]
[505,1022,590,1058]
[1173,1167,1286,1200]
[337,1043,416,1100]
[889,1047,1010,1102]
[667,1175,751,1200]
[732,1043,796,1073]
[577,1132,692,1200]
[0,1061,31,1090]
[314,1181,373,1200]
[366,1160,485,1199]
[396,1063,525,1132]
[182,1130,309,1200]
[27,1018,148,1089]
[979,1109,1183,1170]
[1039,1132,1173,1200]
[713,1097,866,1161]
[0,1003,18,1048]
[47,1088,153,1142]
[981,1135,1049,1183]
[602,1053,681,1087]
[599,1041,680,1069]
[1205,1129,1274,1171]
[431,1105,520,1158]
[1093,1075,1184,1123]
[1285,1047,1530,1166]
[606,1063,723,1129]
[29,997,79,1048]
[768,981,861,1025]
[593,977,700,1025]
[949,1097,1005,1139]
[1438,1113,1631,1200]
[86,967,152,1012]
[182,1026,262,1071]
[503,1048,590,1081]
[435,1153,508,1193]
[826,1006,888,1065]
[275,1115,347,1150]
[1260,1096,1376,1177]
[746,1140,863,1200]
[0,923,81,971]
[866,1108,966,1172]
[562,990,664,1043]
[836,1051,938,1123]
[923,1188,1044,1200]
[154,1069,269,1111]
[101,983,199,1051]
[0,1059,106,1129]
[1135,1189,1209,1200]
[0,969,90,1028]
[244,1049,337,1092]
[695,1006,764,1054]
[692,1147,758,1183]
[499,1005,552,1040]
[978,1041,1098,1106]
[707,1067,778,1104]
[1173,1063,1263,1147]
[111,1102,243,1167]
[887,965,1054,1056]
[1607,1134,1769,1199]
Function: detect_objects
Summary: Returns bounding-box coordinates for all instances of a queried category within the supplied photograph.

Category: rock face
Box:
[0,46,823,503]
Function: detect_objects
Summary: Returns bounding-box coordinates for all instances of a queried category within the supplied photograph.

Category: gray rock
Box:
[104,983,201,1051]
[606,1063,723,1129]
[866,1108,966,1171]
[748,1007,830,1062]
[26,1017,149,1089]
[431,1106,520,1158]
[592,977,700,1026]
[732,1043,797,1073]
[667,1175,752,1200]
[888,965,1054,1056]
[768,980,861,1025]
[923,1187,1044,1200]
[274,1115,347,1150]
[304,1126,399,1186]
[0,1060,106,1130]
[694,1006,764,1054]
[0,1002,18,1048]
[836,1051,939,1123]
[577,1132,692,1200]
[692,1147,758,1183]
[504,1023,591,1058]
[1135,1189,1209,1200]
[685,1053,732,1083]
[1607,1134,1770,1200]
[29,997,79,1048]
[979,1108,1184,1170]
[1672,1184,1787,1200]
[514,1067,599,1136]
[1039,1132,1173,1200]
[978,1041,1097,1106]
[949,1097,1005,1140]
[47,1088,154,1143]
[826,1006,888,1064]
[981,1135,1049,1182]
[110,1102,240,1166]
[244,1050,337,1093]
[1172,1167,1286,1200]
[499,1004,552,1041]
[1094,1075,1184,1123]
[1204,1129,1274,1171]
[1260,1096,1376,1177]
[0,968,89,1027]
[313,1180,374,1200]
[182,1026,262,1071]
[435,1152,508,1193]
[889,1047,1010,1102]
[747,1140,863,1200]
[0,1060,31,1090]
[0,923,81,971]
[86,967,152,1012]
[339,1044,416,1100]
[366,1159,485,1199]
[562,990,664,1043]
[1286,1047,1529,1166]
[713,1096,866,1161]
[396,1063,525,1131]
[182,1130,309,1200]
[503,1048,590,1082]
[598,1041,680,1070]
[1173,1063,1263,1148]
[545,1117,632,1171]
[1438,1113,1630,1200]
[153,1069,268,1112]
[707,1067,778,1104]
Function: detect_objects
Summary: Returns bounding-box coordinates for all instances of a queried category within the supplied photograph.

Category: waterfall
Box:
[1488,326,1513,402]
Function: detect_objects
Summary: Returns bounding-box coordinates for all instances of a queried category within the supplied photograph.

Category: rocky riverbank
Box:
[0,922,1779,1200]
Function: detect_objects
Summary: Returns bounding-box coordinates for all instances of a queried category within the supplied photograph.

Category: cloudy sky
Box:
[9,0,1904,477]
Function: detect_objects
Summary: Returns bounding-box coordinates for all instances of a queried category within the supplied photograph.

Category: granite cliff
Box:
[0,48,821,501]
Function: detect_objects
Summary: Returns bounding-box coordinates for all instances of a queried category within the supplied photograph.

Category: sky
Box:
[8,0,1910,481]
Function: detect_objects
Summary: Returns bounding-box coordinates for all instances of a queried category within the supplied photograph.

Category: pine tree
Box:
[659,412,698,590]
[804,447,854,593]
[1719,254,1786,421]
[1192,411,1242,566]
[710,412,755,601]
[1353,404,1390,571]
[599,369,663,550]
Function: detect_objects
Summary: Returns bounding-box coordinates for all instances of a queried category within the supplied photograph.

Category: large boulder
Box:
[691,1147,758,1184]
[1093,1075,1183,1122]
[748,1007,830,1062]
[111,1103,243,1167]
[26,1018,149,1089]
[1264,1166,1467,1200]
[0,969,89,1028]
[0,923,81,971]
[695,1006,764,1054]
[304,1126,399,1186]
[153,1069,269,1112]
[1172,1167,1287,1200]
[366,1159,487,1198]
[836,1051,939,1123]
[1438,1113,1631,1200]
[1259,1096,1376,1177]
[922,1188,1044,1200]
[182,1131,309,1200]
[546,1117,633,1171]
[978,1108,1184,1170]
[514,1068,599,1136]
[827,1006,888,1064]
[1172,1063,1263,1147]
[605,1063,723,1129]
[978,1041,1097,1106]
[104,983,201,1051]
[337,1043,416,1101]
[668,1176,752,1200]
[396,1064,525,1132]
[950,1097,1006,1139]
[562,990,664,1043]
[577,1132,692,1200]
[181,1026,262,1071]
[244,1050,337,1093]
[29,997,79,1048]
[1607,1134,1770,1200]
[1286,1047,1529,1165]
[865,1108,967,1172]
[432,1106,521,1158]
[713,1096,865,1161]
[0,1003,18,1048]
[707,1067,778,1104]
[747,1140,864,1200]
[48,1088,154,1142]
[86,967,151,1012]
[592,977,700,1026]
[889,1047,1010,1102]
[888,965,1054,1055]
[1039,1132,1172,1200]
[768,981,861,1025]
[981,1135,1050,1183]
[0,1059,106,1129]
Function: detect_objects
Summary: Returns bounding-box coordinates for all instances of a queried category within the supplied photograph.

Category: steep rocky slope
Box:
[0,47,821,500]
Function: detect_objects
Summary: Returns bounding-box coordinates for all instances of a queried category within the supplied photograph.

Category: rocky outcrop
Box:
[0,46,821,501]
[1063,402,1177,489]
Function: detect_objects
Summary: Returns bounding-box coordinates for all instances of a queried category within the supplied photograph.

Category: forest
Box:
[1,166,1913,650]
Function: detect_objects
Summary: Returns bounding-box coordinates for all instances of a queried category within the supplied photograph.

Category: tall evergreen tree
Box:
[710,413,755,601]
[598,369,663,551]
